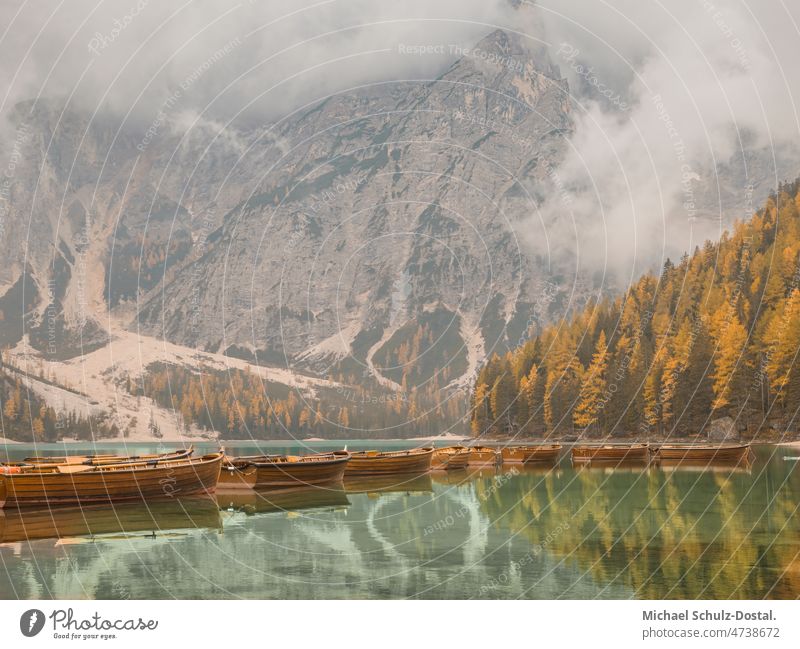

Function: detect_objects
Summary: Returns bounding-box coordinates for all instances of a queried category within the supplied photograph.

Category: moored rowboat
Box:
[467,446,501,466]
[431,447,470,471]
[237,451,350,489]
[20,447,193,466]
[218,459,257,490]
[500,446,526,463]
[652,443,751,463]
[345,447,434,477]
[571,443,649,463]
[0,451,223,509]
[501,444,562,464]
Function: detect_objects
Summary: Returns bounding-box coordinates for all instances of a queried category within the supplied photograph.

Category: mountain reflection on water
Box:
[1,445,798,599]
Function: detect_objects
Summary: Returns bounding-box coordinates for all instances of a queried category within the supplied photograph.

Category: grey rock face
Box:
[138,29,573,383]
[1,27,577,392]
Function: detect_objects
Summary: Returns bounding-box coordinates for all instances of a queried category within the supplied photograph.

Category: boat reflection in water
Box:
[429,462,562,489]
[216,485,350,515]
[0,497,222,545]
[499,462,563,479]
[657,459,753,474]
[344,473,433,496]
[573,459,653,474]
[571,453,753,474]
[430,467,482,486]
[2,444,798,599]
[475,447,800,598]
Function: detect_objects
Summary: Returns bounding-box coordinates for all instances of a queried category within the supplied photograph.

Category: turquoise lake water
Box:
[1,442,798,599]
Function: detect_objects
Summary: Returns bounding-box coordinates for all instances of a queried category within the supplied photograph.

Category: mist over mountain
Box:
[1,0,798,440]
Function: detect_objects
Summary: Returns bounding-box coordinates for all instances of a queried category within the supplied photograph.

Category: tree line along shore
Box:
[472,180,800,442]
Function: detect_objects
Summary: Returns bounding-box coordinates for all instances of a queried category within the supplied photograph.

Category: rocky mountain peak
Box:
[1,23,579,439]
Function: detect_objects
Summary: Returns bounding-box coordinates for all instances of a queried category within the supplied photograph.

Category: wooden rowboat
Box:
[468,446,501,466]
[236,451,350,489]
[0,451,223,509]
[501,444,562,464]
[431,446,470,471]
[218,458,257,490]
[20,446,193,466]
[345,447,434,477]
[571,443,649,463]
[652,443,751,463]
[500,446,526,463]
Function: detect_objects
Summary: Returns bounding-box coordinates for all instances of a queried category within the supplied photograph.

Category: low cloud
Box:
[0,0,513,131]
[2,0,798,281]
[532,0,800,278]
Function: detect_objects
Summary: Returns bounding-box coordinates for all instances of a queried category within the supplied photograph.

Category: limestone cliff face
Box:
[139,29,573,386]
[1,27,576,392]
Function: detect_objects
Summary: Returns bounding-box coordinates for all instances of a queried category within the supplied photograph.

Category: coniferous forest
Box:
[0,361,118,442]
[130,361,468,440]
[471,180,800,440]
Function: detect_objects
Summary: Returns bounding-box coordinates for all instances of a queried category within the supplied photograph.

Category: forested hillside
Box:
[0,359,114,442]
[130,361,467,440]
[472,180,800,440]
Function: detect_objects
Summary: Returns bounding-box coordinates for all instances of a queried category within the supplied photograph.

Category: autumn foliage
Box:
[472,181,800,439]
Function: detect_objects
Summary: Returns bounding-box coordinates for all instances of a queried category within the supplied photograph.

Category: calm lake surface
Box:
[1,442,798,599]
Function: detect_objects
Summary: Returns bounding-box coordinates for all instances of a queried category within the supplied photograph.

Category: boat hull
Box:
[571,444,649,463]
[345,448,434,477]
[21,447,193,466]
[502,445,562,464]
[468,447,500,466]
[218,461,257,490]
[431,447,470,471]
[653,444,751,463]
[0,453,223,509]
[248,454,350,489]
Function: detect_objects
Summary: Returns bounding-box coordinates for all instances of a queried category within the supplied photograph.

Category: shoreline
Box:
[3,437,797,446]
[0,437,467,445]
